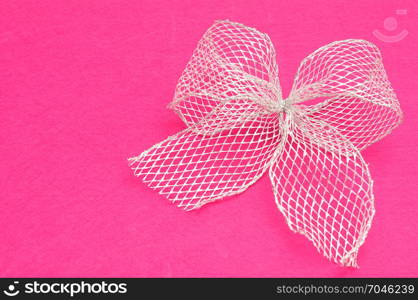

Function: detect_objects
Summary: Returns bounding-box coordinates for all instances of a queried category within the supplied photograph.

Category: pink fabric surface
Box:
[1,0,417,277]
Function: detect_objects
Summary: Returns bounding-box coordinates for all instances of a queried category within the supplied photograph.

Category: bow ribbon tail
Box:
[129,100,284,210]
[269,110,375,267]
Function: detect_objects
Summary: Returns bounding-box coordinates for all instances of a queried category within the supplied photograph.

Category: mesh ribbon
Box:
[129,20,402,267]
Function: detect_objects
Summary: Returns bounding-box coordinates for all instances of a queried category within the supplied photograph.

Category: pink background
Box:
[1,0,417,277]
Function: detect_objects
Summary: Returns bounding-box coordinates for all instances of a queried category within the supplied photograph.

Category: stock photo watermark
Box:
[2,280,128,297]
[373,9,408,43]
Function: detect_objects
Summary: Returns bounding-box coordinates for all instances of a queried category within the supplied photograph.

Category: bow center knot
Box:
[267,99,294,114]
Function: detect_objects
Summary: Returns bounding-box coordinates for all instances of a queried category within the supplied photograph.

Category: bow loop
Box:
[169,20,282,130]
[290,39,402,150]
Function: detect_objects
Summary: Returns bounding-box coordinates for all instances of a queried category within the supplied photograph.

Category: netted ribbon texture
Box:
[129,20,402,267]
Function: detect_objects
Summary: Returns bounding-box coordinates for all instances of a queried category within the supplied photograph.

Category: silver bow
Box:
[129,20,402,267]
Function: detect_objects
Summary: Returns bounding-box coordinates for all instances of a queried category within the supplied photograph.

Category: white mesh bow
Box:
[129,20,402,267]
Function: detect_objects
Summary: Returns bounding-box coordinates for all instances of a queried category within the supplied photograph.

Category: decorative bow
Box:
[129,20,402,267]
